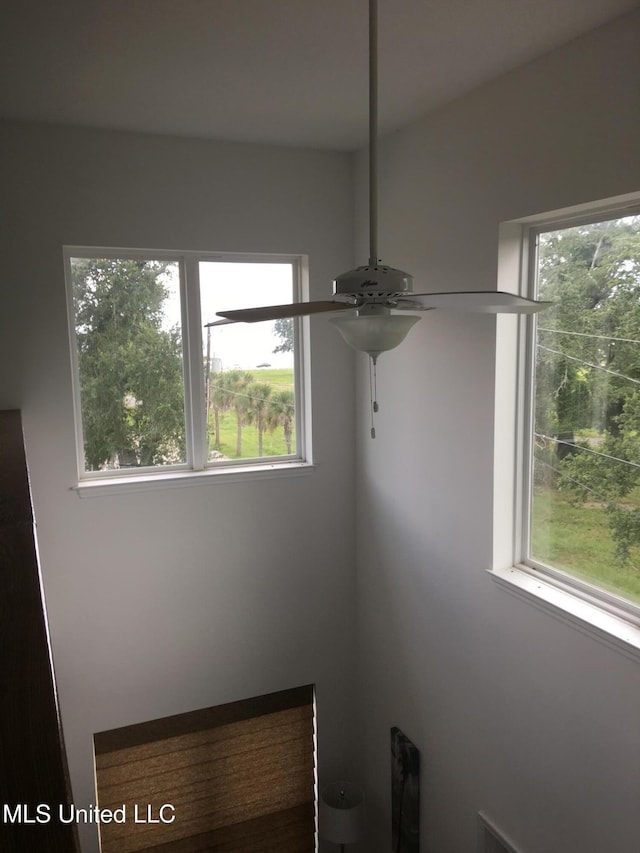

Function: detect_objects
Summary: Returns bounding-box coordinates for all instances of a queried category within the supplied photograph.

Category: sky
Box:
[162,261,295,370]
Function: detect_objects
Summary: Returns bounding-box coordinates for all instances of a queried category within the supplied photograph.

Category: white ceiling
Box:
[1,0,637,151]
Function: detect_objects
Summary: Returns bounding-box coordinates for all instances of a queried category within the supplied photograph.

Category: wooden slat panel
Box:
[141,804,314,853]
[96,705,312,774]
[95,687,315,853]
[98,752,313,842]
[0,410,79,853]
[98,733,313,809]
[98,775,314,853]
[98,755,313,851]
[95,685,314,755]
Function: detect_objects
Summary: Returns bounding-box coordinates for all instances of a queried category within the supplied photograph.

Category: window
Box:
[65,249,309,482]
[519,205,640,620]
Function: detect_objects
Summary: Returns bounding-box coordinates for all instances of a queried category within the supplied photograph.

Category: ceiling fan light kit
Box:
[330,306,421,360]
[213,0,550,436]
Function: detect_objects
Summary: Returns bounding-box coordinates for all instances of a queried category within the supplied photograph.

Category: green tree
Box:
[225,369,254,457]
[534,217,640,559]
[209,370,235,451]
[267,389,295,454]
[71,258,185,469]
[272,318,294,354]
[246,382,272,456]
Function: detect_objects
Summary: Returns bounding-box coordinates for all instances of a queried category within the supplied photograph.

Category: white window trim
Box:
[64,246,313,488]
[71,460,317,497]
[492,192,640,659]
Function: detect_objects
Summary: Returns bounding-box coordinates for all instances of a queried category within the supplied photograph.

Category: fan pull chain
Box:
[372,356,379,413]
[369,355,379,438]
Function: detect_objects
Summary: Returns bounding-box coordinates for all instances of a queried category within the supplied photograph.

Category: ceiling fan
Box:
[208,0,549,434]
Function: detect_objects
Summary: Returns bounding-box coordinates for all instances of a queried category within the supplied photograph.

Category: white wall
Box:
[355,10,640,853]
[0,121,357,852]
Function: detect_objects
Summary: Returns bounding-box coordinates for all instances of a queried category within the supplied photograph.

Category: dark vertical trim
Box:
[0,410,78,852]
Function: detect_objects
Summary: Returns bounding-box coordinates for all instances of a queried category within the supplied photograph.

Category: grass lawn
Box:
[531,485,640,603]
[249,367,295,389]
[207,367,295,460]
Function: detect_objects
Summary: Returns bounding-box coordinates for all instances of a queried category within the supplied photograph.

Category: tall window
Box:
[66,249,307,479]
[524,212,640,613]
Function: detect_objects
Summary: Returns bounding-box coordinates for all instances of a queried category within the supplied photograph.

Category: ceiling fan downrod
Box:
[369,0,378,267]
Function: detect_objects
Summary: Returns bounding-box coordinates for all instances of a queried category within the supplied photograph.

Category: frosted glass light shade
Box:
[319,781,365,845]
[329,314,420,358]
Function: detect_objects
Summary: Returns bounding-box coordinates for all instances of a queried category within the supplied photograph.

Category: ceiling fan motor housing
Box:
[333,264,414,299]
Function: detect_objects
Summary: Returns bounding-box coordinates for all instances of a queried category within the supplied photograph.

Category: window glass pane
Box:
[199,262,297,462]
[71,257,186,471]
[530,215,640,603]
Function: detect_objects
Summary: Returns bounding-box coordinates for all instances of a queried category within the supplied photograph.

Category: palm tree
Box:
[267,389,295,454]
[209,370,234,451]
[226,370,253,458]
[246,382,272,456]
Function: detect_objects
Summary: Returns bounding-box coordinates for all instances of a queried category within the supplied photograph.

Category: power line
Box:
[535,457,604,499]
[208,380,294,410]
[534,432,640,471]
[537,345,640,386]
[534,457,640,518]
[538,328,640,345]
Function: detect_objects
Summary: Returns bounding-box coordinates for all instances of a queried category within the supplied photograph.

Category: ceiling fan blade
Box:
[401,291,551,314]
[204,317,236,327]
[215,300,353,323]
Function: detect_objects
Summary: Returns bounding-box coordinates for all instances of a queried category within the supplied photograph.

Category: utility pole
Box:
[205,324,211,421]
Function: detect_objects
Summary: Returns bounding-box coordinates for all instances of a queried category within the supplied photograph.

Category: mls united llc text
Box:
[2,803,176,824]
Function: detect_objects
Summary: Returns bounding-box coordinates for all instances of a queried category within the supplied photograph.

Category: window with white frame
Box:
[65,249,308,479]
[521,208,640,617]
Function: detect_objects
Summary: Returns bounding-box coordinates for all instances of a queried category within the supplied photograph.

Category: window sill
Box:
[489,564,640,661]
[73,461,316,497]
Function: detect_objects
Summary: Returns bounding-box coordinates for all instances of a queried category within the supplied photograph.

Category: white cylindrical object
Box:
[319,781,365,845]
